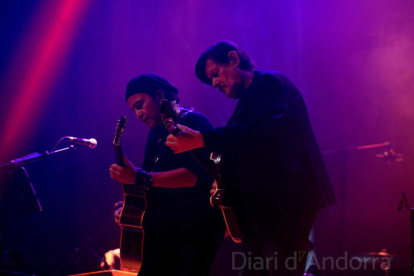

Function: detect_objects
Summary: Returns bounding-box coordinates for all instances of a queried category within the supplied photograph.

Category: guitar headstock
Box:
[113,116,129,146]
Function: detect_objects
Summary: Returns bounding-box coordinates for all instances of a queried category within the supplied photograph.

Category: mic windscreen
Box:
[89,138,98,149]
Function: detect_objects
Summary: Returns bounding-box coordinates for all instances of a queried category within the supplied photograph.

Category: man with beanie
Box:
[110,74,225,276]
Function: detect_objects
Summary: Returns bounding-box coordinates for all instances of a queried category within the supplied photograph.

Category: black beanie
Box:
[125,74,178,101]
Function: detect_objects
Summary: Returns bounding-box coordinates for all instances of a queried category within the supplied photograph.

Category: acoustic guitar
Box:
[113,115,146,270]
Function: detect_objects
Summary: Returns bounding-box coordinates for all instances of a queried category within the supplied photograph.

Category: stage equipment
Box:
[0,136,96,273]
[398,192,414,276]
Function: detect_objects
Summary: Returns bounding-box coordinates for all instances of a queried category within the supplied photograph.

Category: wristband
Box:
[135,168,153,190]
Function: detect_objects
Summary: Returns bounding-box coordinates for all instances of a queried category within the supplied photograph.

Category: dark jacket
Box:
[201,70,336,241]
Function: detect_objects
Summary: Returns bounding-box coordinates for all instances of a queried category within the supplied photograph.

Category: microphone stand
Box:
[398,192,414,276]
[321,141,401,275]
[0,145,77,271]
[322,141,393,155]
[0,145,77,171]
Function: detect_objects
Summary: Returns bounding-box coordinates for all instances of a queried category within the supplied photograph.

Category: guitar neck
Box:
[168,122,216,175]
[189,150,216,176]
[114,144,125,167]
[169,125,216,176]
[160,101,218,179]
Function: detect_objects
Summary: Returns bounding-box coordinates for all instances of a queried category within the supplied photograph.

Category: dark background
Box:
[1,0,413,275]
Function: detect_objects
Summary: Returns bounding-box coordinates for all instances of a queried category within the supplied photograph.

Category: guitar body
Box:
[119,186,146,270]
[208,153,242,243]
[160,100,242,243]
[113,116,146,271]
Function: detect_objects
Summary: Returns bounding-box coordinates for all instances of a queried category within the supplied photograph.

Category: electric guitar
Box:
[160,100,242,243]
[113,116,146,270]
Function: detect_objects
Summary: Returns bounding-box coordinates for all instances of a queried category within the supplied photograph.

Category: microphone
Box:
[64,136,97,149]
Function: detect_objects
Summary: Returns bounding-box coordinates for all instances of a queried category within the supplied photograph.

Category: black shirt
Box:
[141,111,223,233]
